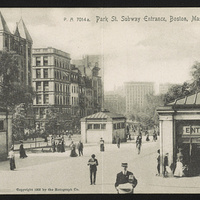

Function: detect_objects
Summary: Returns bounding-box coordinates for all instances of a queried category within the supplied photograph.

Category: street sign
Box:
[183,126,200,135]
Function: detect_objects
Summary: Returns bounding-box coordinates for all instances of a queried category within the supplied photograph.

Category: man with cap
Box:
[115,163,137,194]
[87,154,99,185]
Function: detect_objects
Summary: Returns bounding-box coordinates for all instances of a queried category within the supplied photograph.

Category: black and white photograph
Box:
[0,7,200,194]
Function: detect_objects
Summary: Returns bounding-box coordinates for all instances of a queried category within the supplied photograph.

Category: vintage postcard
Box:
[0,8,200,194]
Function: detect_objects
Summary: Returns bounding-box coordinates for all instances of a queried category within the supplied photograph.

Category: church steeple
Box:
[16,18,32,43]
[0,11,11,34]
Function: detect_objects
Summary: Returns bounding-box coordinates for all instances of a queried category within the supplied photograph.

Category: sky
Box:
[1,8,200,92]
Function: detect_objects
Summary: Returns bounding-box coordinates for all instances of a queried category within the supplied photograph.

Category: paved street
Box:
[0,139,200,194]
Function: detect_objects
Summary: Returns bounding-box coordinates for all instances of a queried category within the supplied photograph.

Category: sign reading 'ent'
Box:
[183,126,200,135]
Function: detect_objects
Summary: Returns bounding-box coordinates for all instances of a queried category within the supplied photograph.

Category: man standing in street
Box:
[164,153,169,177]
[87,154,98,185]
[115,163,138,194]
[117,137,121,148]
[156,149,160,176]
[77,140,83,156]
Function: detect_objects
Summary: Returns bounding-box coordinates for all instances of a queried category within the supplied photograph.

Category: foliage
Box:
[0,51,35,141]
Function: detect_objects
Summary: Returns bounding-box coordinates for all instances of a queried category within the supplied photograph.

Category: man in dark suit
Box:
[88,154,98,185]
[115,163,137,194]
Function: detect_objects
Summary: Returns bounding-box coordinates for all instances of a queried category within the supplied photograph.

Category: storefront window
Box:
[88,124,92,129]
[0,120,4,130]
[101,124,106,129]
[94,124,100,129]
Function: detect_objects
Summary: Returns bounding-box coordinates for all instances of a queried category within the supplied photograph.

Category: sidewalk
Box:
[0,140,199,194]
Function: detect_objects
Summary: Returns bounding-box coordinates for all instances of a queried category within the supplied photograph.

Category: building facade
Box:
[72,55,103,115]
[0,12,33,87]
[124,82,154,113]
[32,47,71,130]
[81,110,126,143]
[157,92,200,177]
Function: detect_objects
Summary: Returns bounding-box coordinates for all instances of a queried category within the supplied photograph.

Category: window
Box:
[0,120,4,130]
[43,81,49,91]
[121,122,125,128]
[101,124,106,129]
[113,124,117,130]
[36,69,41,78]
[44,94,49,104]
[44,69,48,78]
[36,94,42,104]
[88,124,92,129]
[43,56,48,66]
[36,57,41,66]
[36,82,41,91]
[72,97,74,105]
[94,124,100,129]
[117,123,121,129]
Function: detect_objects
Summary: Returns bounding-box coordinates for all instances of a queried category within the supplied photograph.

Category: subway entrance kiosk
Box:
[157,93,200,176]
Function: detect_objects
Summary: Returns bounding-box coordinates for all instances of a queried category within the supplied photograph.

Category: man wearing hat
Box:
[87,154,99,185]
[115,163,137,194]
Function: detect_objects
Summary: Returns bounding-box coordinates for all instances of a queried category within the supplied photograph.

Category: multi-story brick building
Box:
[124,82,154,113]
[32,47,71,130]
[72,55,103,115]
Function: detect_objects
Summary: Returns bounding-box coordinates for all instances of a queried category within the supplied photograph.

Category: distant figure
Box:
[113,136,116,144]
[8,146,16,170]
[117,137,121,148]
[88,154,98,185]
[153,131,157,142]
[19,141,28,158]
[164,153,169,177]
[51,137,56,152]
[115,163,138,194]
[127,126,129,134]
[70,141,78,157]
[136,133,142,154]
[61,138,65,153]
[156,149,160,176]
[100,138,105,152]
[57,141,62,152]
[77,140,83,156]
[146,133,150,142]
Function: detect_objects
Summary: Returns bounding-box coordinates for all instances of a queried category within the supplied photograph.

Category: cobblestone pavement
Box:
[0,139,200,194]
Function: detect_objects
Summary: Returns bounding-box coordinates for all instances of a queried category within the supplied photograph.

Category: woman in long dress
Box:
[70,141,78,157]
[174,158,183,177]
[19,141,28,158]
[8,146,16,170]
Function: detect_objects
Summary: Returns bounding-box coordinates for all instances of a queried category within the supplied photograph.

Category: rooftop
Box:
[81,110,126,121]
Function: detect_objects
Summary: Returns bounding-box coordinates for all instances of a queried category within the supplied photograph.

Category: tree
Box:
[163,82,190,105]
[0,51,35,143]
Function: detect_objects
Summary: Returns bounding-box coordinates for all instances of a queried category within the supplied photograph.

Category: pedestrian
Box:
[164,153,169,177]
[117,137,121,148]
[19,141,28,158]
[100,137,105,152]
[156,149,160,176]
[57,141,62,152]
[174,158,183,178]
[70,141,78,157]
[87,154,98,185]
[61,138,65,153]
[77,140,83,156]
[52,137,56,152]
[146,133,150,142]
[136,133,142,154]
[8,145,16,170]
[115,163,138,194]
